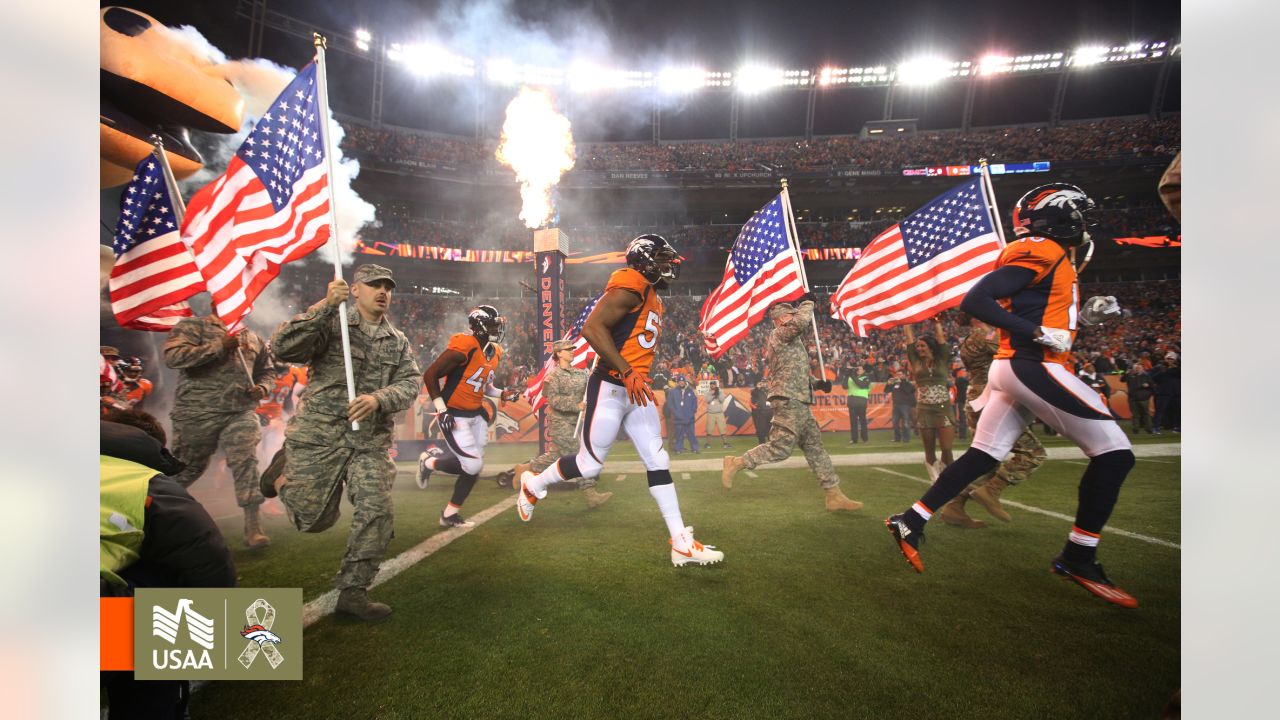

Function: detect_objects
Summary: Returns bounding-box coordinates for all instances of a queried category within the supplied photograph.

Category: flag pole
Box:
[313,33,361,431]
[977,158,1007,247]
[151,135,255,384]
[779,178,827,383]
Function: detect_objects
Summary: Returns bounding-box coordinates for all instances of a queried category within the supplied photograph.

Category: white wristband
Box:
[432,396,447,414]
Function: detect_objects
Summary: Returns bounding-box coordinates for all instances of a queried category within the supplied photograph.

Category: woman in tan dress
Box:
[905,319,955,481]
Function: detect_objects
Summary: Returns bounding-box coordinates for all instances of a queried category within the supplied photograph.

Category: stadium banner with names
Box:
[355,241,863,264]
[394,376,1146,447]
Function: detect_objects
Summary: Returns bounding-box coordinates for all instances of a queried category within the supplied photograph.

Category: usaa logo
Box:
[151,598,215,670]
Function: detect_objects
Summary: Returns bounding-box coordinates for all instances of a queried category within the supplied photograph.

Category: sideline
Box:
[871,466,1180,550]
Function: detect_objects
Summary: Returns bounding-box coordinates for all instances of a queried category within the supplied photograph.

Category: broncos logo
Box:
[240,624,283,646]
[1030,189,1087,210]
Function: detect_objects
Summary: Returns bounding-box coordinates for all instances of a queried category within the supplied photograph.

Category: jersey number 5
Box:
[465,366,488,393]
[636,311,661,349]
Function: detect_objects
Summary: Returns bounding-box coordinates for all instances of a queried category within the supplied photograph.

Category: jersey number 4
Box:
[465,366,489,393]
[637,311,661,349]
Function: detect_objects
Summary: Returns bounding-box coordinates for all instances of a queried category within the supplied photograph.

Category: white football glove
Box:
[1034,326,1073,353]
[1080,295,1122,326]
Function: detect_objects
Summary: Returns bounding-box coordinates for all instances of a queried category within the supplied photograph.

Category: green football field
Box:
[192,430,1180,719]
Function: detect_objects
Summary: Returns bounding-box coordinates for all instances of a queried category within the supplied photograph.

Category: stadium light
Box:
[1071,45,1108,67]
[659,67,709,93]
[487,58,564,87]
[735,64,784,94]
[569,63,653,92]
[389,43,475,78]
[979,55,1013,75]
[896,57,957,86]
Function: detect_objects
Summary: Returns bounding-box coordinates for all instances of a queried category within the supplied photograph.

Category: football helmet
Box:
[468,305,506,344]
[626,234,680,285]
[121,356,143,379]
[1010,183,1099,247]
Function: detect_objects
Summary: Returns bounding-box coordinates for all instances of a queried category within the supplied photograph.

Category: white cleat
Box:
[670,527,724,567]
[516,471,544,522]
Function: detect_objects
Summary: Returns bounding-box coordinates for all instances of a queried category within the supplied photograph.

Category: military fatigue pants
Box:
[965,404,1046,489]
[741,398,840,489]
[171,411,263,508]
[279,439,395,591]
[530,422,597,490]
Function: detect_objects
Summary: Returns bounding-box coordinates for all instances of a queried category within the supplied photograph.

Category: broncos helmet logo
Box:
[240,624,283,646]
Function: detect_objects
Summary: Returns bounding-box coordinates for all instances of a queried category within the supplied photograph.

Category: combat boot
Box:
[721,455,745,489]
[970,477,1013,523]
[243,505,271,549]
[824,487,864,512]
[939,494,986,529]
[582,486,613,509]
[335,588,392,621]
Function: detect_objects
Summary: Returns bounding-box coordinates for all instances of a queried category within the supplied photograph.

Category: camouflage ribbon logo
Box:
[237,598,284,669]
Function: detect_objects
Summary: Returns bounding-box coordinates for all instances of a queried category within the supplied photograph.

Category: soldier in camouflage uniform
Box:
[163,315,275,549]
[506,339,613,508]
[721,296,863,512]
[263,265,420,621]
[939,315,1047,528]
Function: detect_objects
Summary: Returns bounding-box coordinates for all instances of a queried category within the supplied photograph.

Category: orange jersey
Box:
[599,267,664,379]
[124,378,152,406]
[993,237,1079,366]
[439,333,503,413]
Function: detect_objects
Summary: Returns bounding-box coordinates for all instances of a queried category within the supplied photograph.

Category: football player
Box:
[884,183,1137,608]
[421,305,518,528]
[515,235,724,567]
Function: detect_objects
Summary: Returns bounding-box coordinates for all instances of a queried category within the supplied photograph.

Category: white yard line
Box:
[681,472,691,480]
[1137,458,1176,465]
[871,467,1180,550]
[615,474,627,482]
[744,470,759,478]
[302,495,516,628]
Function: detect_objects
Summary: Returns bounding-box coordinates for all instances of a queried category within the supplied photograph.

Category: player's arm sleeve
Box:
[162,319,224,369]
[372,340,422,414]
[270,303,337,363]
[959,266,1042,338]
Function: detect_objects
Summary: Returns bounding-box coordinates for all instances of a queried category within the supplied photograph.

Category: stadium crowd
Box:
[340,116,1179,174]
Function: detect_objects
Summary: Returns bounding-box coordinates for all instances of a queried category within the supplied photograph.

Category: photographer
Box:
[886,372,916,443]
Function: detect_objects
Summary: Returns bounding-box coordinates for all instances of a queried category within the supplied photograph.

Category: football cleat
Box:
[416,447,444,490]
[1051,554,1139,609]
[439,511,476,529]
[515,471,543,522]
[885,514,925,573]
[670,527,724,567]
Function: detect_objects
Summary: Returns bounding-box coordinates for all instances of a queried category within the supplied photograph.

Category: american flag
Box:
[180,62,332,330]
[698,193,805,358]
[108,155,203,331]
[831,177,1003,336]
[524,293,601,410]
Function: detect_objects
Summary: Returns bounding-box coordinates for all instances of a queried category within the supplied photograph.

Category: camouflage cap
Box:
[768,300,800,318]
[353,264,396,288]
[100,346,121,357]
[551,338,576,352]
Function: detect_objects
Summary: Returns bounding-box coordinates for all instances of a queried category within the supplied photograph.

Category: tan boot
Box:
[335,588,392,622]
[583,486,614,509]
[970,477,1013,523]
[939,495,987,529]
[722,455,744,489]
[243,505,271,549]
[824,487,864,512]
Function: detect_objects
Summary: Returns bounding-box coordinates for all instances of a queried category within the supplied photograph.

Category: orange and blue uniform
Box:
[438,333,503,416]
[599,267,664,380]
[993,237,1079,367]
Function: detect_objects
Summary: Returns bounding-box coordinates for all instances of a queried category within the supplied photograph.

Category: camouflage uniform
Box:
[163,316,274,509]
[271,267,420,593]
[960,325,1046,488]
[529,363,595,489]
[740,301,841,489]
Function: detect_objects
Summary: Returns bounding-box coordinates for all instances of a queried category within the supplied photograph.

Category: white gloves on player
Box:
[1080,295,1122,326]
[1034,326,1073,353]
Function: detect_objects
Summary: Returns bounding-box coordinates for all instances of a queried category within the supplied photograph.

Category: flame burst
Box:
[495,87,576,229]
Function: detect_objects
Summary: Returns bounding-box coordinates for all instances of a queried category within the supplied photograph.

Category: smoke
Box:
[158,25,377,266]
